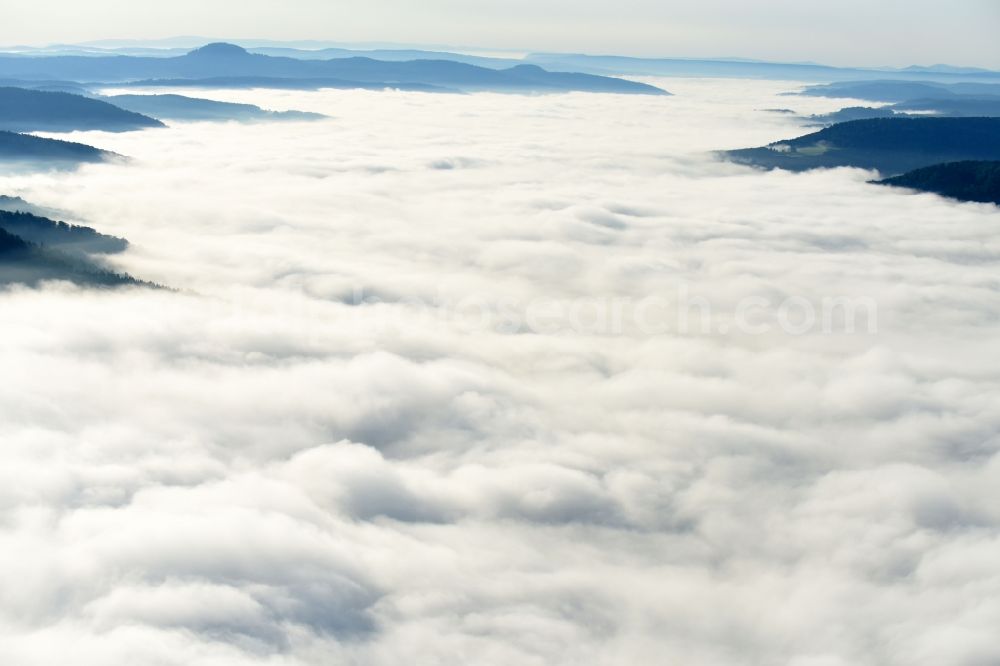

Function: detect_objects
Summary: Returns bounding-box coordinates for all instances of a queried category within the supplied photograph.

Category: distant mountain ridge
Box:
[6,40,999,82]
[806,99,1000,125]
[795,80,1000,102]
[103,76,457,93]
[806,107,899,125]
[249,46,515,70]
[103,94,326,122]
[793,79,1000,126]
[0,43,668,95]
[521,53,1000,82]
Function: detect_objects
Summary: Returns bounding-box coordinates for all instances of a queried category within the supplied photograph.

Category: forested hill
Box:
[0,209,129,254]
[0,130,116,166]
[0,87,163,132]
[0,204,147,287]
[724,117,1000,176]
[877,161,1000,205]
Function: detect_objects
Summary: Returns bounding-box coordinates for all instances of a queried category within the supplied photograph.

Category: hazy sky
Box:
[3,0,1000,68]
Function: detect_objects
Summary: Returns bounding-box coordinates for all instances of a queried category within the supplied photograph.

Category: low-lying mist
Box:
[2,79,999,666]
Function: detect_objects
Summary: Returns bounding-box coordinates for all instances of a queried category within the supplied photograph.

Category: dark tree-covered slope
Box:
[0,87,163,132]
[0,209,128,254]
[723,118,1000,176]
[0,227,143,287]
[0,198,152,287]
[0,130,117,166]
[876,161,1000,205]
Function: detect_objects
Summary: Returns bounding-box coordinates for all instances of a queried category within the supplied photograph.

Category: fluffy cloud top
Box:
[1,79,999,665]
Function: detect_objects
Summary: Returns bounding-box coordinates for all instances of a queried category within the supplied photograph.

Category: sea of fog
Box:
[1,79,999,665]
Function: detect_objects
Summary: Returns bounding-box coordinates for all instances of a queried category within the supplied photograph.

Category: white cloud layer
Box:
[1,79,999,665]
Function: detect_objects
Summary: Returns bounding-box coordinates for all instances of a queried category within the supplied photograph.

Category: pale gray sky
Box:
[4,0,1000,68]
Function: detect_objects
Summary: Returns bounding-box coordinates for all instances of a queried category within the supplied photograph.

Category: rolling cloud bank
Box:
[1,79,999,665]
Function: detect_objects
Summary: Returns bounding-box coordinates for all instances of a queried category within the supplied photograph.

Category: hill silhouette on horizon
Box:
[0,43,669,95]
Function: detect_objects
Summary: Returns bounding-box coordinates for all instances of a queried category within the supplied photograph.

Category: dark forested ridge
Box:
[876,161,1000,205]
[0,87,164,132]
[0,227,144,287]
[0,210,128,254]
[0,201,148,287]
[724,117,1000,176]
[0,130,117,166]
